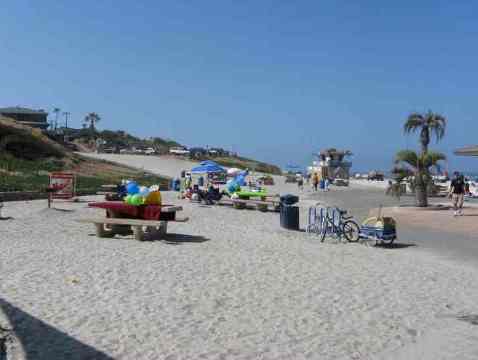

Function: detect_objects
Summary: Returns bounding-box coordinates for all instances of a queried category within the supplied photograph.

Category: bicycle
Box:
[320,207,360,243]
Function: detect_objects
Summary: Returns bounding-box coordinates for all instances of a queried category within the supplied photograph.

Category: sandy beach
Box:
[2,154,478,359]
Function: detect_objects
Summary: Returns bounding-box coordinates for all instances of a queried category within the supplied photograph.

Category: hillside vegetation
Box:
[208,156,281,175]
[73,128,282,174]
[71,128,182,154]
[0,117,281,194]
[0,117,168,192]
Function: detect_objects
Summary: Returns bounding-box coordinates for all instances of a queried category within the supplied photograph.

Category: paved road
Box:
[306,186,478,268]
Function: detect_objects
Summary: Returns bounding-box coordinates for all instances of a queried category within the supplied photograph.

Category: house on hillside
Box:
[0,106,49,130]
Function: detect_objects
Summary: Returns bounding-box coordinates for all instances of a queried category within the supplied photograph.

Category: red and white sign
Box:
[49,172,76,200]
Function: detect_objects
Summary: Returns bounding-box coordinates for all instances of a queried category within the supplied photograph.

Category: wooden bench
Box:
[218,198,280,212]
[77,216,189,241]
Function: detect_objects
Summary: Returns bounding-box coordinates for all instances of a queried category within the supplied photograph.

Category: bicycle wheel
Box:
[342,220,360,242]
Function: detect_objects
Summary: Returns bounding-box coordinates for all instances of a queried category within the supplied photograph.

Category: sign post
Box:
[48,172,76,207]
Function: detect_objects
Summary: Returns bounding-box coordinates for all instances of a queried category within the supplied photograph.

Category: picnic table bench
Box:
[218,197,281,212]
[78,201,188,241]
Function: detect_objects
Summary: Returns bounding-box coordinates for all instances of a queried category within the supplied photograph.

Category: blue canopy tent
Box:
[199,160,220,166]
[191,163,226,174]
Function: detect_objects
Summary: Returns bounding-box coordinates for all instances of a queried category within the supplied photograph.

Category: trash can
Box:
[280,205,300,230]
[280,194,299,206]
[279,194,300,230]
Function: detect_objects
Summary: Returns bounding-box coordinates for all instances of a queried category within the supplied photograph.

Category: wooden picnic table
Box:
[79,201,188,241]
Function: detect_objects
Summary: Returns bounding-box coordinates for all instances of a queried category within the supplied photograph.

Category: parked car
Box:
[368,171,384,181]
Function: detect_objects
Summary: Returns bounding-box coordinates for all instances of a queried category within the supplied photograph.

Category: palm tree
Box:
[398,111,447,207]
[83,112,101,131]
[404,111,446,154]
[395,148,446,207]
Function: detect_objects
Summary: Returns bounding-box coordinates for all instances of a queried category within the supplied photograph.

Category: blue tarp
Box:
[191,163,226,174]
[199,160,219,166]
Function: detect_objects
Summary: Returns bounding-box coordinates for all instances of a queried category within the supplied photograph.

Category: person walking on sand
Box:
[449,171,465,216]
[312,173,319,192]
[297,174,304,191]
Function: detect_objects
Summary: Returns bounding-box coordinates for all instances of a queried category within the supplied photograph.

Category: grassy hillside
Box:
[73,128,281,174]
[0,117,168,192]
[73,128,182,154]
[208,156,282,175]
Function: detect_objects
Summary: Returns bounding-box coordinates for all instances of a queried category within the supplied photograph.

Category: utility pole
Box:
[63,111,70,129]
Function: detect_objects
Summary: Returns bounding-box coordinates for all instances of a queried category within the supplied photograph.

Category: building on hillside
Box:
[0,106,49,130]
[308,148,353,181]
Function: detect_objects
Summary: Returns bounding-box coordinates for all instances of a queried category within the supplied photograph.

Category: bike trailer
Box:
[360,216,397,243]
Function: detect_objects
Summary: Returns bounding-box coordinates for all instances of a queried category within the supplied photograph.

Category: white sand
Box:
[2,155,478,359]
[349,179,390,190]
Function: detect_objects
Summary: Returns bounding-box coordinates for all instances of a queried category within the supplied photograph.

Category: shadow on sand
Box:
[0,298,114,360]
[48,208,76,213]
[375,242,416,249]
[162,233,210,244]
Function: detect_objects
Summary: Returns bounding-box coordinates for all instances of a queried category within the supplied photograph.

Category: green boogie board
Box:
[235,190,268,199]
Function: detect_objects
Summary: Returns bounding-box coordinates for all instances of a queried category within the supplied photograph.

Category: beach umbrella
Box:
[191,163,226,174]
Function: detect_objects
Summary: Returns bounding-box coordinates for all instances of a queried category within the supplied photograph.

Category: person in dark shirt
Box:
[449,172,465,216]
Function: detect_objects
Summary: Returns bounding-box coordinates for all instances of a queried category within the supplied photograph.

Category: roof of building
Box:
[454,145,478,156]
[0,106,48,115]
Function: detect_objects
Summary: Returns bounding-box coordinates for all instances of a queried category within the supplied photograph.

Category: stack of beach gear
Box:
[226,170,248,195]
[121,181,162,206]
[360,206,397,244]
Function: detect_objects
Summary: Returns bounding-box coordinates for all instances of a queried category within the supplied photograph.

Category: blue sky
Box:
[1,0,478,172]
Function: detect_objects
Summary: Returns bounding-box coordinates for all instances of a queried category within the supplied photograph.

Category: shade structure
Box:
[454,145,478,157]
[191,163,226,174]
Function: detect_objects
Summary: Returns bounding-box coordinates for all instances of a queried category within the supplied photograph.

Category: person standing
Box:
[449,172,465,216]
[312,173,319,192]
[297,174,304,191]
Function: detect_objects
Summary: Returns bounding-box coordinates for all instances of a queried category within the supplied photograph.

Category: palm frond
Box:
[391,166,414,181]
[404,113,424,134]
[426,112,446,141]
[422,151,446,168]
[395,149,419,168]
